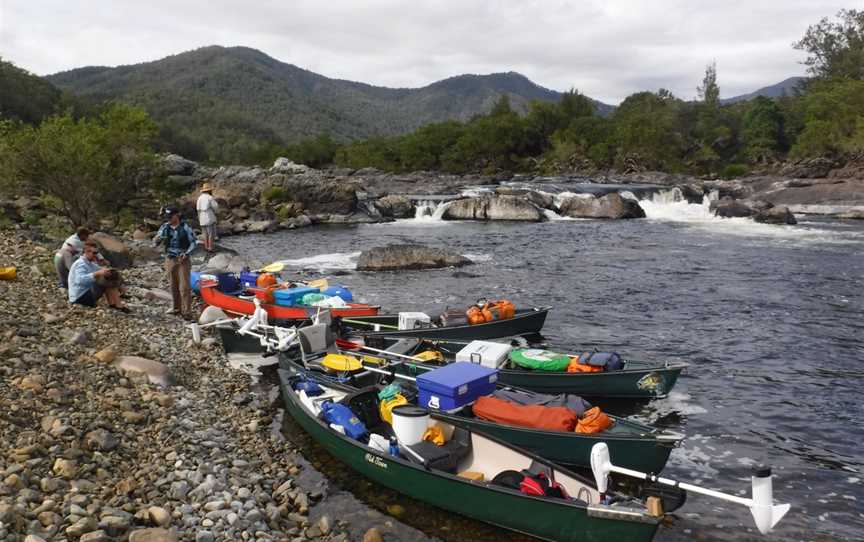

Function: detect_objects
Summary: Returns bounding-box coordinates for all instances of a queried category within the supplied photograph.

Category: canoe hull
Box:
[344,308,550,341]
[440,414,675,473]
[278,368,660,542]
[393,361,684,399]
[200,280,380,320]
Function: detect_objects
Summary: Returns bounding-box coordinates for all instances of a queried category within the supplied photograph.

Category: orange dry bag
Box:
[466,305,486,325]
[485,300,515,320]
[575,407,613,434]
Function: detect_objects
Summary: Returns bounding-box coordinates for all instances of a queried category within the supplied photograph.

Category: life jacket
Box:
[257,273,278,288]
[575,406,613,434]
[163,222,192,254]
[566,356,604,373]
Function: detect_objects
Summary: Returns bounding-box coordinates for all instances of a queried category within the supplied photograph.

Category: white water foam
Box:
[464,253,493,262]
[272,252,361,271]
[637,188,864,244]
[410,200,453,224]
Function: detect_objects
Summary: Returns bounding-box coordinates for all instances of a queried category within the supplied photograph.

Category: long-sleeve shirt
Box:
[153,222,198,258]
[196,193,219,226]
[67,257,102,303]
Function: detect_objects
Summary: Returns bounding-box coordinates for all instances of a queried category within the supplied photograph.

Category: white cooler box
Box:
[398,312,431,330]
[455,341,512,369]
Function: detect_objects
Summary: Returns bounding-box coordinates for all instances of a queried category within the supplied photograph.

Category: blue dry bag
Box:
[320,401,368,440]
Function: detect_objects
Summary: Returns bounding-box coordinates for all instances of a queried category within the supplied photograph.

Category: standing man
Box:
[196,182,219,253]
[153,206,198,319]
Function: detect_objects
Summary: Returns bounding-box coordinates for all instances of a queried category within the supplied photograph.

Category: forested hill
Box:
[0,59,65,124]
[45,45,607,162]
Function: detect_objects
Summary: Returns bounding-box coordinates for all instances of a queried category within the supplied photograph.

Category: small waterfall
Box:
[638,188,717,222]
[411,200,452,223]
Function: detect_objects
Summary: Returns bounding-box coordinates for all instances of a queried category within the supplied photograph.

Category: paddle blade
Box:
[259,262,285,273]
[750,503,790,534]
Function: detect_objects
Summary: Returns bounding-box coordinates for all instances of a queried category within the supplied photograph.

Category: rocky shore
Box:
[0,232,383,542]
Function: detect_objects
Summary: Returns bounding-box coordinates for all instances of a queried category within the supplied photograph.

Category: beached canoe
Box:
[346,337,687,399]
[199,278,381,320]
[278,365,665,542]
[338,307,550,341]
[283,353,682,473]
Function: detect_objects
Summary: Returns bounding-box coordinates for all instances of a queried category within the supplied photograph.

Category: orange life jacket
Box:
[566,357,604,373]
[257,273,278,288]
[484,300,515,320]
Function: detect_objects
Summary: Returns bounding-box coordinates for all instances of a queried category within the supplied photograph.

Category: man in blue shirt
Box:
[67,241,129,312]
[153,205,198,320]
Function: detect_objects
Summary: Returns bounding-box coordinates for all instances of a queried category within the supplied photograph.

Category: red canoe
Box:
[199,279,381,320]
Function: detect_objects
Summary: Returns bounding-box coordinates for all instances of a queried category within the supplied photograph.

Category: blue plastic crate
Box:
[416,362,498,410]
[273,286,320,307]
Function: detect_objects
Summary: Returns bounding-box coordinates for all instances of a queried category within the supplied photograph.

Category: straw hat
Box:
[201,182,213,193]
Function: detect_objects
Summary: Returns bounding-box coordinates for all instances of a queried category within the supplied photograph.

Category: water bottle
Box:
[388,437,400,458]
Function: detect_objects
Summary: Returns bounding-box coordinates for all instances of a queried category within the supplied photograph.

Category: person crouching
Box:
[67,241,130,312]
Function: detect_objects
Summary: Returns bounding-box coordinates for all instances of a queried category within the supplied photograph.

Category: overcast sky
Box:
[0,0,851,104]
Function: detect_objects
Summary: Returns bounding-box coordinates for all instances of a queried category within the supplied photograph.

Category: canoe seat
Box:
[405,427,472,473]
[298,324,336,363]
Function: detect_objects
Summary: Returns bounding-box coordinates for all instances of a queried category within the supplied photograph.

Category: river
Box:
[225,187,864,541]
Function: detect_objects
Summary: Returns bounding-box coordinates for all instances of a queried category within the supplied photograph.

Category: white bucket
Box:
[391,405,429,445]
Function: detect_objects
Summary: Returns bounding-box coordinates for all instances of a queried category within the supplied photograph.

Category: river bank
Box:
[0,231,390,542]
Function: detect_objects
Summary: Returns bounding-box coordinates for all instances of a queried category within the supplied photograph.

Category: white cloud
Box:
[0,0,850,103]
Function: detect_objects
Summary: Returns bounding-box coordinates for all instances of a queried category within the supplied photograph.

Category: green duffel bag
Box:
[509,348,571,371]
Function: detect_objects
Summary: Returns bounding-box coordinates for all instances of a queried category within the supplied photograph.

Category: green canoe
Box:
[278,366,663,542]
[360,338,687,399]
[283,354,682,473]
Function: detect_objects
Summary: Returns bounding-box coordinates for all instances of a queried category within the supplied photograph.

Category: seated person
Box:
[53,227,90,289]
[67,241,130,312]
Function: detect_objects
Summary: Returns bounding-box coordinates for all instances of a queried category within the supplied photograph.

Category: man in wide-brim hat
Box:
[196,181,219,253]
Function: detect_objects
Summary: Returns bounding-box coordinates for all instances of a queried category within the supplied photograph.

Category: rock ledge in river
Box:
[357,244,473,271]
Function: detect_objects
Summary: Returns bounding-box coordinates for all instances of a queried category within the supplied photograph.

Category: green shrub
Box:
[261,186,290,204]
[720,164,748,179]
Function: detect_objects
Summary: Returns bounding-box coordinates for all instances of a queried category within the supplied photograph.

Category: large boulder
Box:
[199,252,259,274]
[272,178,359,215]
[780,157,838,179]
[357,244,473,271]
[710,197,755,218]
[271,157,312,174]
[443,195,545,221]
[374,195,415,219]
[494,187,555,210]
[558,193,646,219]
[90,232,133,269]
[160,154,197,176]
[754,206,797,225]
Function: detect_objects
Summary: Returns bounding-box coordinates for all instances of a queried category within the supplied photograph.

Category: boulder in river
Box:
[443,195,545,221]
[753,205,797,225]
[711,197,755,218]
[558,193,645,219]
[357,244,473,271]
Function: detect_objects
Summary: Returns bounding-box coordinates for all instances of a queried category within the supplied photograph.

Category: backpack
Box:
[491,469,570,499]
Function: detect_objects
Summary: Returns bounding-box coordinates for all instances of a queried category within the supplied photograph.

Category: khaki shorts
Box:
[202,224,218,240]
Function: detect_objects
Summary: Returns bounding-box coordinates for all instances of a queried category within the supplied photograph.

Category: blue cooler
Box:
[273,286,319,307]
[324,285,353,302]
[416,362,498,410]
[239,269,261,290]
